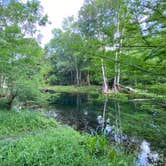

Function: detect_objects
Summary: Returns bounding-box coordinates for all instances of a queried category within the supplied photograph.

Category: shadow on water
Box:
[48,92,166,165]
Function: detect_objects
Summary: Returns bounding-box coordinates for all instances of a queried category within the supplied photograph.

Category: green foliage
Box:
[0,110,56,137]
[147,84,166,96]
[14,75,46,106]
[49,75,58,85]
[0,0,48,108]
[0,129,131,166]
[108,93,129,102]
[0,0,165,164]
[45,0,166,95]
[0,98,9,109]
[0,110,134,166]
[46,27,93,85]
[86,135,107,155]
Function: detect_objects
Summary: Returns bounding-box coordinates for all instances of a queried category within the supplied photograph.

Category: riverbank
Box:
[45,85,166,102]
[45,85,101,94]
[0,109,134,166]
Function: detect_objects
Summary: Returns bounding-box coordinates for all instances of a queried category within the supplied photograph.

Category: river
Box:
[46,92,166,165]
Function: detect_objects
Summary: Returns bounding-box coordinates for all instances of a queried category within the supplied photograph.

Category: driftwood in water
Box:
[129,99,153,101]
[120,85,137,92]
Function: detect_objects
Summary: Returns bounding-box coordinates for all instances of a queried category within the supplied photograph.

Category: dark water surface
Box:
[47,93,166,165]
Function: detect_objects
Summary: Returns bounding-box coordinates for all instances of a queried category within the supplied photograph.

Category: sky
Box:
[39,0,84,45]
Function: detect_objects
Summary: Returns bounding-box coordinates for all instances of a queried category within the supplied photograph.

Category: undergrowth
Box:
[0,109,134,166]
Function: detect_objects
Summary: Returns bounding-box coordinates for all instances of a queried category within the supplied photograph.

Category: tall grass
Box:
[0,109,134,166]
[0,110,56,137]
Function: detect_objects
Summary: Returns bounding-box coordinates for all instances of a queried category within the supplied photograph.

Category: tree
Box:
[46,14,97,86]
[45,0,166,95]
[78,0,131,92]
[0,0,47,108]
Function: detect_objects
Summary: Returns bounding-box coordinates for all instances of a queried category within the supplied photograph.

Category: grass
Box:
[46,85,130,102]
[46,85,166,102]
[0,109,56,138]
[141,83,166,96]
[130,88,166,102]
[0,109,134,166]
[46,85,102,94]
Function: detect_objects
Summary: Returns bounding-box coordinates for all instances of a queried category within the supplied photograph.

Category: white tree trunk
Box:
[112,2,122,92]
[113,51,119,92]
[76,67,79,85]
[101,58,108,93]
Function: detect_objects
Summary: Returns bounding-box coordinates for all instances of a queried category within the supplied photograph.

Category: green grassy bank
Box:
[45,85,166,102]
[0,109,134,166]
[46,85,101,94]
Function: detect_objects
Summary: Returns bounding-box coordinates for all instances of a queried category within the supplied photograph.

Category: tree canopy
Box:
[0,0,47,107]
[46,0,166,94]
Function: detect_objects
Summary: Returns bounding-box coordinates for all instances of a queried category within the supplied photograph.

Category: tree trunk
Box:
[101,59,108,93]
[112,2,128,92]
[76,67,79,86]
[79,71,81,85]
[87,70,90,85]
[0,74,7,89]
[113,51,119,92]
[0,74,3,88]
[7,93,17,109]
[0,74,6,97]
[117,62,120,91]
[70,70,73,85]
[112,2,121,92]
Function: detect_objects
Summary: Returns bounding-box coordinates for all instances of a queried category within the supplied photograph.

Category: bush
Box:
[0,98,9,109]
[49,75,58,85]
[10,77,48,106]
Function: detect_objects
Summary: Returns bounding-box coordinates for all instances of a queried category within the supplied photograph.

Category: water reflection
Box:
[136,140,159,166]
[96,97,160,165]
[96,97,122,143]
[48,92,165,165]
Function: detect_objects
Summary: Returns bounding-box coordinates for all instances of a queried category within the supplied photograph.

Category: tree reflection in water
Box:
[48,93,163,165]
[96,96,122,143]
[96,97,160,166]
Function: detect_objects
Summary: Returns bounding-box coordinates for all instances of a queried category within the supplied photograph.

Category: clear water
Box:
[47,92,166,165]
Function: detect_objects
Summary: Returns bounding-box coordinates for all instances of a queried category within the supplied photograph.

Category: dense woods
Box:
[46,0,166,94]
[0,0,166,104]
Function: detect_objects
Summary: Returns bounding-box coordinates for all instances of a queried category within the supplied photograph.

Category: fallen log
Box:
[120,84,137,92]
[129,98,153,101]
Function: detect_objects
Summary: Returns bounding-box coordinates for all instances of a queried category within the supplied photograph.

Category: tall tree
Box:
[0,0,47,108]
